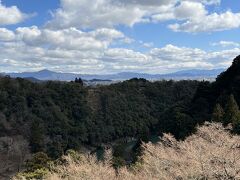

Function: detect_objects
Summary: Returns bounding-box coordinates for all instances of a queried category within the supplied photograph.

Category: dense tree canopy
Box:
[1,55,240,161]
[0,76,199,158]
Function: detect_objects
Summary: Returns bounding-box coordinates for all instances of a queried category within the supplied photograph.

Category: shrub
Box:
[15,152,51,180]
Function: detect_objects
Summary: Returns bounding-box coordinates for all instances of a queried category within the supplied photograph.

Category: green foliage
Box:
[211,103,224,122]
[89,79,199,143]
[192,55,240,129]
[0,76,199,160]
[25,152,51,172]
[160,105,195,139]
[0,77,89,158]
[17,168,49,180]
[223,95,240,126]
[18,152,51,179]
[30,118,44,153]
[65,149,83,162]
[3,55,240,178]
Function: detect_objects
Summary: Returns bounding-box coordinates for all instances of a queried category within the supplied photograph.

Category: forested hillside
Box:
[191,55,240,129]
[1,55,240,179]
[0,77,199,158]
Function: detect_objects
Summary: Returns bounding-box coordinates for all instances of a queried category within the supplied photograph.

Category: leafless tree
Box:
[16,123,240,180]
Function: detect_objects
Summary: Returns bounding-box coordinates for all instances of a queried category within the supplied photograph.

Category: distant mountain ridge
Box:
[2,68,225,81]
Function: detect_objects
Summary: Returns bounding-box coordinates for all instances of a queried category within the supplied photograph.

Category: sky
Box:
[0,0,239,74]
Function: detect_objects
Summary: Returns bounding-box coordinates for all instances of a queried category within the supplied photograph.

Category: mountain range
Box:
[1,68,225,81]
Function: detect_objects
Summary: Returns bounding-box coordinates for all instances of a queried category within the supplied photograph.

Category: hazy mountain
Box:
[3,68,225,81]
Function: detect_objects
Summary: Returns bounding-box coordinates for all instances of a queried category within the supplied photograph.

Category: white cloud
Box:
[0,1,30,25]
[1,0,239,74]
[0,26,239,74]
[143,42,154,48]
[15,26,125,51]
[169,10,240,33]
[47,0,240,33]
[119,0,176,6]
[211,41,240,47]
[48,0,144,29]
[0,26,138,73]
[163,1,240,33]
[47,0,176,29]
[0,28,15,41]
[89,28,124,41]
[149,45,240,71]
[151,13,175,22]
[174,1,207,20]
[151,1,208,24]
[167,1,240,33]
[119,37,135,44]
[16,26,42,46]
[104,48,150,63]
[150,44,207,63]
[183,0,221,5]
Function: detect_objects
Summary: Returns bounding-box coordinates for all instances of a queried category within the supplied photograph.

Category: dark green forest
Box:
[1,55,240,161]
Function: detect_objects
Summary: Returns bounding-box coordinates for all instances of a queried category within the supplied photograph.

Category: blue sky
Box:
[0,0,239,74]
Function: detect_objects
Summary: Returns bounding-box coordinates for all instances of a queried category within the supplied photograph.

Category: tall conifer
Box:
[223,94,240,127]
[211,103,224,122]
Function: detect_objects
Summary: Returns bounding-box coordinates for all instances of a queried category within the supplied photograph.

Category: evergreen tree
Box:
[25,152,51,172]
[223,94,240,126]
[30,120,44,153]
[75,78,84,86]
[211,103,224,122]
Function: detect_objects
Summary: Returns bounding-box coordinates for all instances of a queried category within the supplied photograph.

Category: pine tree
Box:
[211,103,224,122]
[223,94,240,126]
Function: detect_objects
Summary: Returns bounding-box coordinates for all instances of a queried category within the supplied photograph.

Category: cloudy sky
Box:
[0,0,239,74]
